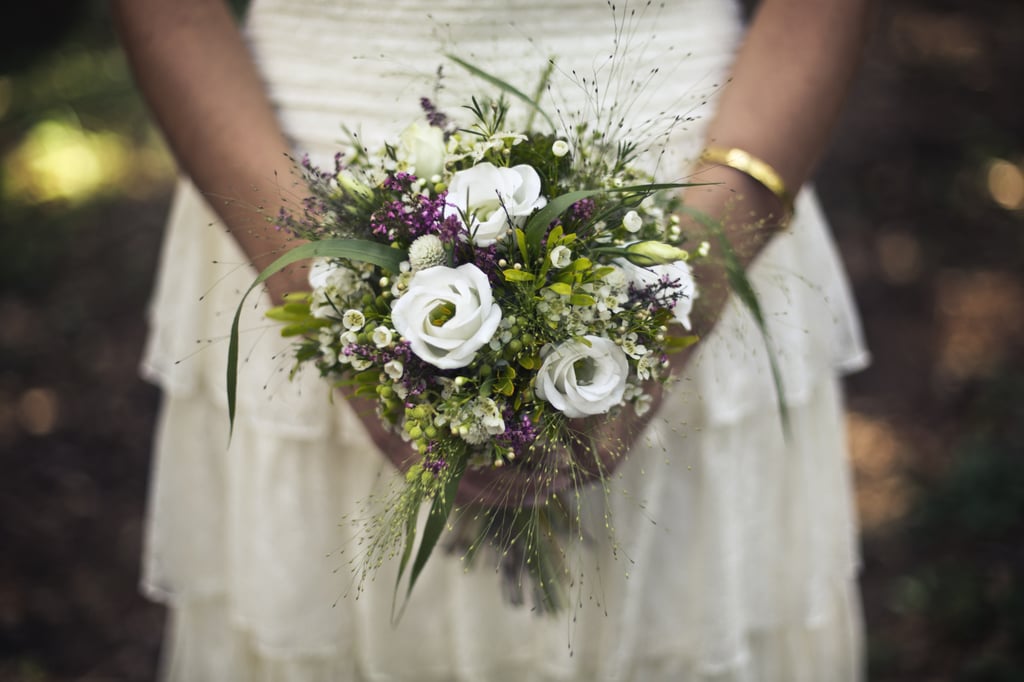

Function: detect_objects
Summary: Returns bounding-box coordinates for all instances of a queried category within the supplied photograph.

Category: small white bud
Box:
[622,210,643,233]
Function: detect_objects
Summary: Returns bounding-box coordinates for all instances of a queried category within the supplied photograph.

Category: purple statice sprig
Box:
[627,274,691,313]
[369,173,462,244]
[495,410,539,460]
[420,97,450,132]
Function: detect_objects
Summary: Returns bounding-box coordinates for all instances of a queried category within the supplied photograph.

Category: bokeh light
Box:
[3,115,131,204]
[986,158,1024,211]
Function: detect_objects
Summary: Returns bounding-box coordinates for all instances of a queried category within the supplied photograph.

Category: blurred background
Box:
[1,1,1022,680]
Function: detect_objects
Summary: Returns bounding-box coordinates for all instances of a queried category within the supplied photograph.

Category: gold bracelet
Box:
[699,146,794,214]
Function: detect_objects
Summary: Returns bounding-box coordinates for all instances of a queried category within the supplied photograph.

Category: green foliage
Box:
[891,370,1024,676]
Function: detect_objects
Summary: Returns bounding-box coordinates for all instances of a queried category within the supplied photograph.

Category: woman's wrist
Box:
[699,146,794,217]
[683,162,789,266]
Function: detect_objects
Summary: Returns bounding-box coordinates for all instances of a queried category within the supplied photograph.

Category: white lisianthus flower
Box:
[551,140,570,157]
[535,335,629,418]
[443,162,547,246]
[622,240,689,266]
[622,210,643,233]
[549,244,572,269]
[350,356,372,371]
[615,257,698,330]
[372,326,394,348]
[384,359,404,380]
[342,309,366,331]
[339,330,359,346]
[390,263,502,369]
[398,121,447,182]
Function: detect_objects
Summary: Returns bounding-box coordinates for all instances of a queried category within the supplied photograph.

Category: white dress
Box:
[140,1,871,680]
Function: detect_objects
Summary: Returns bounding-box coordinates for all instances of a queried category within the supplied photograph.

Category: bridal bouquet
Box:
[228,61,710,614]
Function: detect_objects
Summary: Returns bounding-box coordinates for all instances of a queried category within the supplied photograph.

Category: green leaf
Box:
[446,54,556,131]
[546,282,572,296]
[680,206,791,437]
[279,320,329,337]
[523,182,693,250]
[546,223,564,248]
[503,269,535,282]
[569,293,596,307]
[514,228,530,263]
[227,238,405,439]
[391,494,422,623]
[568,257,592,272]
[664,334,700,351]
[265,307,309,322]
[495,378,515,396]
[402,458,467,612]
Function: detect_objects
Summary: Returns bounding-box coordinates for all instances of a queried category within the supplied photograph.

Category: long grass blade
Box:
[446,53,557,132]
[227,239,406,439]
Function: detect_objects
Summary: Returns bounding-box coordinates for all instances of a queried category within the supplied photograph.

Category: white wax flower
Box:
[458,397,506,444]
[535,335,629,418]
[372,326,394,348]
[398,122,447,182]
[384,359,404,380]
[342,309,366,331]
[350,357,372,371]
[390,263,502,369]
[551,140,570,157]
[633,393,654,417]
[443,162,547,246]
[615,257,698,330]
[308,259,362,320]
[622,210,643,233]
[549,245,572,269]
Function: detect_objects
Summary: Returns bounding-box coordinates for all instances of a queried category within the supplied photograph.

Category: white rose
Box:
[535,335,629,418]
[615,257,698,330]
[390,264,502,369]
[443,162,547,246]
[398,122,447,181]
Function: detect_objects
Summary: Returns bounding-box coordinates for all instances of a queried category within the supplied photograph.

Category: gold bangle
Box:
[699,146,794,214]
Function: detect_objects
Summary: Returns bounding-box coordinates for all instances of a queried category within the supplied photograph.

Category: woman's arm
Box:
[110,0,306,302]
[578,0,875,470]
[111,0,409,454]
[683,0,875,330]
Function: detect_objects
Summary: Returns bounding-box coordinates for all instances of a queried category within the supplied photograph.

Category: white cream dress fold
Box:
[140,1,870,679]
